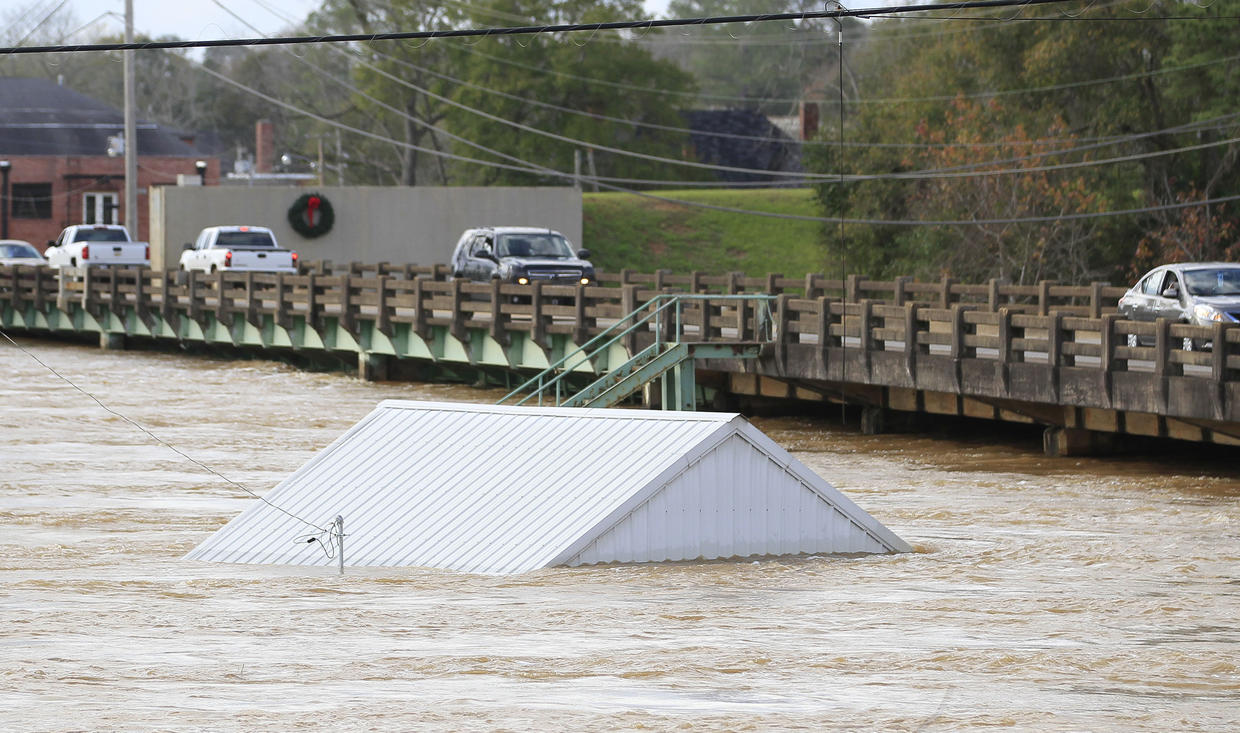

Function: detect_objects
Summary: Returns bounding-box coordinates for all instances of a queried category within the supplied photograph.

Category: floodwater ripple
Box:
[1,337,1238,731]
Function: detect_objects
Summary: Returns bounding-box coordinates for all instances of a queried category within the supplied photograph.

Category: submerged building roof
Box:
[187,401,910,574]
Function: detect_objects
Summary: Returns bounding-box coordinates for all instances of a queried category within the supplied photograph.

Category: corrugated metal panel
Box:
[187,401,908,574]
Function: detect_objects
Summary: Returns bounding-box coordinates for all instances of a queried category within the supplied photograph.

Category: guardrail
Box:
[295,260,1129,317]
[2,264,1237,434]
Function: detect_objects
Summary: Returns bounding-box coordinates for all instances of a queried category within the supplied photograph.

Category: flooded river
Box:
[2,336,1238,731]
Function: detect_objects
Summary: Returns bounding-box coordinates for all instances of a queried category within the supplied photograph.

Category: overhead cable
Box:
[0,0,1082,55]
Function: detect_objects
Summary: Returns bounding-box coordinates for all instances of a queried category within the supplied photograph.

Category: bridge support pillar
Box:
[860,406,885,435]
[1042,427,1116,457]
[358,352,390,382]
[99,332,126,351]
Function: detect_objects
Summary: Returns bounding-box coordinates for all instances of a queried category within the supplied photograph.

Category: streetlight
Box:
[195,160,207,186]
[0,160,10,239]
[280,152,325,186]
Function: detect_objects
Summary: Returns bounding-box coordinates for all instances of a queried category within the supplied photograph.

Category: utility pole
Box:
[123,0,138,236]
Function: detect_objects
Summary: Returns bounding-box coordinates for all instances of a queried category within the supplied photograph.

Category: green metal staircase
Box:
[497,294,775,411]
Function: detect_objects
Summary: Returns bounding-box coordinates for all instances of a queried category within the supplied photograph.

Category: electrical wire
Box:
[0,0,1083,55]
[0,328,328,533]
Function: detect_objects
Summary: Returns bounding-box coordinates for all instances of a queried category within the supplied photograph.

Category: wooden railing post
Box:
[340,275,355,332]
[376,276,391,335]
[244,271,257,326]
[803,273,819,299]
[775,293,791,361]
[987,278,1001,312]
[1037,280,1055,316]
[938,275,954,309]
[846,273,864,303]
[1154,317,1176,376]
[894,276,911,306]
[996,307,1013,391]
[9,266,21,310]
[573,282,588,344]
[274,273,289,329]
[737,296,752,341]
[1099,313,1123,373]
[816,295,832,349]
[858,298,874,352]
[949,303,967,359]
[1047,312,1063,367]
[34,266,46,312]
[305,272,317,329]
[531,281,547,346]
[701,295,715,341]
[133,269,147,323]
[765,272,782,295]
[1212,323,1228,381]
[412,277,428,338]
[1089,282,1104,318]
[903,302,919,377]
[187,269,200,321]
[621,284,638,353]
[488,278,506,340]
[448,278,464,340]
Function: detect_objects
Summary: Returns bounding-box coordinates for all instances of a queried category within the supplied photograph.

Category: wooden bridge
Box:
[2,263,1237,454]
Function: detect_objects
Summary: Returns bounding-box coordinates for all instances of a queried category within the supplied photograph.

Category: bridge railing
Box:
[3,264,1237,386]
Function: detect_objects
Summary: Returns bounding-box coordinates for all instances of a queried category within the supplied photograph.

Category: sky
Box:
[49,0,673,43]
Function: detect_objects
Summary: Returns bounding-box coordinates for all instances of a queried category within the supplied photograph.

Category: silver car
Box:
[0,239,47,267]
[1118,262,1240,348]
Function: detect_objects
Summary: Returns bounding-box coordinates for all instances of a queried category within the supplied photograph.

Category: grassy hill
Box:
[582,188,832,277]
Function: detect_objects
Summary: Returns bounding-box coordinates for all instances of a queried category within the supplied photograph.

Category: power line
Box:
[0,328,328,534]
[0,0,1082,55]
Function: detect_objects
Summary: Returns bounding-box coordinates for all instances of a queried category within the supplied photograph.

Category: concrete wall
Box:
[148,185,582,270]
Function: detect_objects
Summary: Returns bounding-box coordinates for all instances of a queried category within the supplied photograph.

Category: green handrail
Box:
[497,293,777,407]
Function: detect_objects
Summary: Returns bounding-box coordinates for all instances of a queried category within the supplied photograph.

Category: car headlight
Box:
[1193,303,1233,323]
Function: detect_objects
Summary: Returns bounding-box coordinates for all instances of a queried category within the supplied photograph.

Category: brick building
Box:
[0,77,220,249]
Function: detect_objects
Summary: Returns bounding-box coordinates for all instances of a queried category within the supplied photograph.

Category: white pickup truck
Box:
[44,224,150,268]
[179,226,299,274]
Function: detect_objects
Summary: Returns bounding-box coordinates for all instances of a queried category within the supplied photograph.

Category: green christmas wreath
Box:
[287,192,334,238]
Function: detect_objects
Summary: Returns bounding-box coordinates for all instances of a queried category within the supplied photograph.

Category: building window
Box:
[11,183,52,219]
[83,192,118,225]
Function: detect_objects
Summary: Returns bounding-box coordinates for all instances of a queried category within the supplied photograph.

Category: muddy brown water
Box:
[2,337,1238,731]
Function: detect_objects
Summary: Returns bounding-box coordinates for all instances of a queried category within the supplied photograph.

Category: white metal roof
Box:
[186,401,910,574]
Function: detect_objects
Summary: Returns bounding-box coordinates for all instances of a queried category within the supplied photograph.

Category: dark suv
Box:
[449,227,595,287]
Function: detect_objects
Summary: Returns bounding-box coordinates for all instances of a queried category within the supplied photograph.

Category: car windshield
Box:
[0,243,39,258]
[72,228,128,242]
[495,233,574,259]
[1182,267,1240,297]
[217,231,275,248]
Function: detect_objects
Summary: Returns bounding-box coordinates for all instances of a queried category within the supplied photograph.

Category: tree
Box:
[906,98,1106,284]
[437,0,700,186]
[653,0,847,117]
